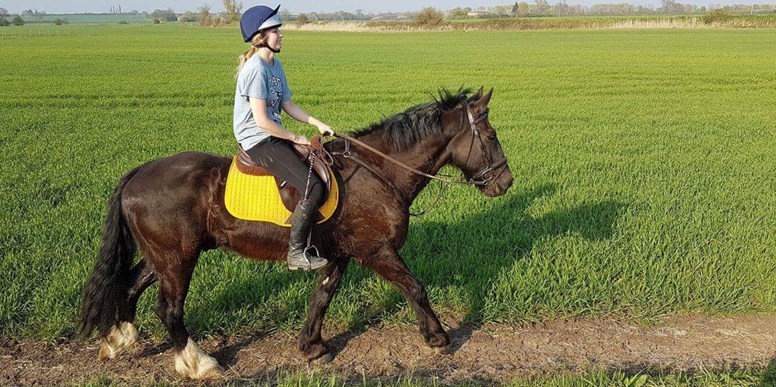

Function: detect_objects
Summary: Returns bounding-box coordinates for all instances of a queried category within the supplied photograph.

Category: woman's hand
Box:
[316,122,334,137]
[291,134,311,146]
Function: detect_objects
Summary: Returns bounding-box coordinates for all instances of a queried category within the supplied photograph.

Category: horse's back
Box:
[127,151,229,187]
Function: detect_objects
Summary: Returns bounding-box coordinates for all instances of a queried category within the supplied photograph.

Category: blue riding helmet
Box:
[240,4,283,42]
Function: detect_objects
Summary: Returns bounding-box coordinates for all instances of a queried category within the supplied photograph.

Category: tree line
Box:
[2,0,774,28]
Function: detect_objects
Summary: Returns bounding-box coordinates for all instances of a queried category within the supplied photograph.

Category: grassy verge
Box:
[74,365,776,386]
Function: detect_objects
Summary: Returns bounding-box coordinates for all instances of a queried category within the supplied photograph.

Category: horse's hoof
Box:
[175,338,224,379]
[435,345,453,355]
[310,352,334,365]
[98,322,138,360]
[200,365,225,380]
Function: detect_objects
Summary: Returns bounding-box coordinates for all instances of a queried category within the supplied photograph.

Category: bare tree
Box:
[661,0,679,13]
[533,0,552,15]
[296,13,310,25]
[198,4,212,26]
[223,0,242,22]
[413,7,444,26]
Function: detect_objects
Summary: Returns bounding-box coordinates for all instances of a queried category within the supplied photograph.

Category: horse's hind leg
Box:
[152,253,222,379]
[364,248,450,351]
[99,260,157,360]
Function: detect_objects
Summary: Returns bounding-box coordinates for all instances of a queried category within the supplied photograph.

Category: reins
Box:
[325,102,508,216]
[331,104,501,186]
[331,133,475,186]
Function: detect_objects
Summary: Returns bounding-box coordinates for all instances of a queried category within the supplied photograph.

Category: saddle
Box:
[234,136,332,213]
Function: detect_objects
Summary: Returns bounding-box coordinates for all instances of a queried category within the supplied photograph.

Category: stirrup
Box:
[304,245,320,260]
[287,245,327,271]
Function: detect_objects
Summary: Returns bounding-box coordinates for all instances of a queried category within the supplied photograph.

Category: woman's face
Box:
[264,27,283,51]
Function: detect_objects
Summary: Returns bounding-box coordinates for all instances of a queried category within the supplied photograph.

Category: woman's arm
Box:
[250,98,309,145]
[282,100,333,136]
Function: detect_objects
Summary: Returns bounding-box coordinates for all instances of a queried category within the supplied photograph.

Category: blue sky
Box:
[0,0,761,14]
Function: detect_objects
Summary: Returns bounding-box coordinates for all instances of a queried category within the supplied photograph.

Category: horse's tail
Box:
[77,167,140,340]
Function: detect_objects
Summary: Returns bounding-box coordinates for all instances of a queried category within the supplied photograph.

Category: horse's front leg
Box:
[364,248,450,351]
[299,257,350,363]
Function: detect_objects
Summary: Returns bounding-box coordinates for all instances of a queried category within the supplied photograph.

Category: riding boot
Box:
[287,199,328,271]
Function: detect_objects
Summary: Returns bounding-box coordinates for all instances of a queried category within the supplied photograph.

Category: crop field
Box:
[0,24,774,346]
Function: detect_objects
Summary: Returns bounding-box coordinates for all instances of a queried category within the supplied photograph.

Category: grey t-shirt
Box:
[233,55,292,151]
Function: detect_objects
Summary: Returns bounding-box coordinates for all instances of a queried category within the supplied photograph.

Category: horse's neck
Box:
[355,132,451,202]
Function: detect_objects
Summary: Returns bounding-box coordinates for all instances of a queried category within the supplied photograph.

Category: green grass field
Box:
[0,24,774,342]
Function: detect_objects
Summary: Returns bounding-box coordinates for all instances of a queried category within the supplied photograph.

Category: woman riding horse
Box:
[78,41,513,378]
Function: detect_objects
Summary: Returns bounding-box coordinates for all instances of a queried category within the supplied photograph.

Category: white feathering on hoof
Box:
[98,322,138,360]
[174,338,223,379]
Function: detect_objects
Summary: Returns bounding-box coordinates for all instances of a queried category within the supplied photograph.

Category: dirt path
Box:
[3,314,776,385]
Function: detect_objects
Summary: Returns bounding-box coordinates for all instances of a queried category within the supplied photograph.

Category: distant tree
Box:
[278,8,291,20]
[178,11,197,22]
[150,8,176,22]
[512,1,520,16]
[553,0,570,16]
[12,15,24,26]
[413,7,444,26]
[518,2,530,16]
[448,7,469,19]
[0,8,8,26]
[197,5,212,26]
[223,0,242,22]
[53,18,68,25]
[296,13,310,25]
[533,0,552,15]
[660,0,679,14]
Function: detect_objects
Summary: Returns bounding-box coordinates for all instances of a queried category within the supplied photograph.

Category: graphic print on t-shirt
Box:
[267,75,284,123]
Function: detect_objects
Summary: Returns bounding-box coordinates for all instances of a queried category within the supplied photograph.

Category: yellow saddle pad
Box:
[224,158,339,226]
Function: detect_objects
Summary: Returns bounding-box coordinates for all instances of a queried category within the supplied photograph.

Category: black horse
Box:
[78,87,513,378]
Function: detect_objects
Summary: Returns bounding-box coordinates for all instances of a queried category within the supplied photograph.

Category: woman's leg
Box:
[245,137,327,270]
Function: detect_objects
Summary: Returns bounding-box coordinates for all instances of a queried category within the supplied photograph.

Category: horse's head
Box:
[445,87,513,197]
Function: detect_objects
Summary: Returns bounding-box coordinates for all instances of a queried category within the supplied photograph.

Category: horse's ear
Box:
[473,87,493,112]
[472,86,484,101]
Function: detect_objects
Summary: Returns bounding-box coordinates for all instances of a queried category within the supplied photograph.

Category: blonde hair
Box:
[236,32,268,77]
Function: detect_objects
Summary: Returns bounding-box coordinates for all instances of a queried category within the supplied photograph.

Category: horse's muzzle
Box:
[481,168,513,197]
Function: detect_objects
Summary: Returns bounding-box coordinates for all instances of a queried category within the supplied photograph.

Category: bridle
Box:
[460,104,509,187]
[327,101,509,215]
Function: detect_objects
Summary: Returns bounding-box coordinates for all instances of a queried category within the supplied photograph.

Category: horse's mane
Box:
[352,88,472,151]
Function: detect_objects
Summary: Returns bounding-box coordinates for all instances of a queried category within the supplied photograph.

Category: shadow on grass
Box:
[409,183,627,352]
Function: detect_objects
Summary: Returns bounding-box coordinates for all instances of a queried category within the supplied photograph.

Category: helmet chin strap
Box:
[254,42,281,54]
